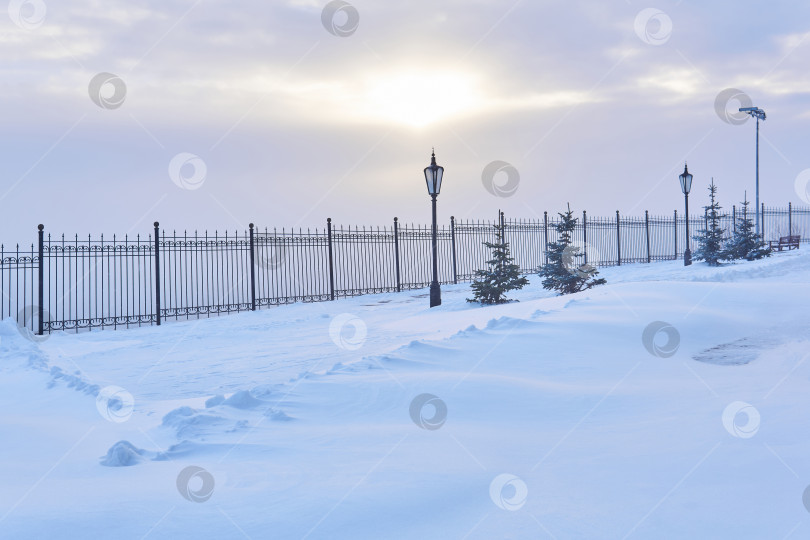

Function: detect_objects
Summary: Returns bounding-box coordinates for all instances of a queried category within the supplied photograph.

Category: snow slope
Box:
[1,251,809,539]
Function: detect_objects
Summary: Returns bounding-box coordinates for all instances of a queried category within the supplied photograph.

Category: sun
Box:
[363,71,481,128]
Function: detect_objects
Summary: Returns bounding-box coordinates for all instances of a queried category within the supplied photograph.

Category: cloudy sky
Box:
[1,0,809,244]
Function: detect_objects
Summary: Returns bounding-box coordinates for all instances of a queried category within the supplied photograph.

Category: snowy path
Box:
[1,251,809,539]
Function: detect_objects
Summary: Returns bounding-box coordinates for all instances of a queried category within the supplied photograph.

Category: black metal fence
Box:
[2,203,808,334]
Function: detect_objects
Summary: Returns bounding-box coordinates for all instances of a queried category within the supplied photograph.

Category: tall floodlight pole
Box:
[424,149,444,308]
[739,106,766,235]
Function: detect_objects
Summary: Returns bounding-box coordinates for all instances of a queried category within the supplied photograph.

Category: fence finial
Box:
[38,224,44,231]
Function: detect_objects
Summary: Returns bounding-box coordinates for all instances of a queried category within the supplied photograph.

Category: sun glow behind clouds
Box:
[363,71,481,127]
[247,68,598,129]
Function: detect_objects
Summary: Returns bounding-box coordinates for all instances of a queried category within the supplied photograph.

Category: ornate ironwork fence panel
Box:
[787,205,810,241]
[502,219,545,274]
[617,214,647,265]
[673,213,704,260]
[580,214,620,267]
[331,224,398,297]
[254,227,331,305]
[648,214,678,262]
[42,233,155,332]
[0,244,39,334]
[452,219,499,281]
[764,205,807,241]
[398,222,454,289]
[159,230,252,321]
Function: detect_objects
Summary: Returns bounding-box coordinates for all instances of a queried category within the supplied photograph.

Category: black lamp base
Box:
[429,281,441,307]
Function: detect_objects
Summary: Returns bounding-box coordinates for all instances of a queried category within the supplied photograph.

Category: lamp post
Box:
[679,162,693,266]
[739,106,766,236]
[424,149,444,307]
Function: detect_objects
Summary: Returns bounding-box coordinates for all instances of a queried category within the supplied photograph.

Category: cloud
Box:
[1,0,809,244]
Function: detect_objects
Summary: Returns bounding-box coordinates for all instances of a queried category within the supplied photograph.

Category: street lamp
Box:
[739,106,766,236]
[679,162,693,266]
[424,149,444,308]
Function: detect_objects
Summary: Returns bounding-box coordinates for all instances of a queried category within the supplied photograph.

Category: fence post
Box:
[789,202,792,236]
[673,210,678,260]
[645,210,651,263]
[248,223,256,311]
[761,202,766,240]
[616,210,621,266]
[543,211,549,266]
[732,205,736,233]
[327,218,335,301]
[582,210,588,265]
[37,224,44,335]
[499,211,506,273]
[154,222,161,326]
[393,217,402,292]
[450,216,457,284]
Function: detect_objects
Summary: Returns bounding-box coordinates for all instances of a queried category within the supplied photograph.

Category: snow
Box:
[1,250,809,538]
[99,440,150,467]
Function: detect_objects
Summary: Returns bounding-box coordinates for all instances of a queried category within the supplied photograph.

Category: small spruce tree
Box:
[538,204,606,295]
[726,193,771,261]
[468,225,529,304]
[692,179,728,266]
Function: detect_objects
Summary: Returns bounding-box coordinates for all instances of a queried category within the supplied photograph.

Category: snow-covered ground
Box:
[1,251,809,539]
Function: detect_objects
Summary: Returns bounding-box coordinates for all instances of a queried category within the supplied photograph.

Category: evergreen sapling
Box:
[726,193,771,261]
[468,225,529,305]
[538,204,606,295]
[692,179,728,266]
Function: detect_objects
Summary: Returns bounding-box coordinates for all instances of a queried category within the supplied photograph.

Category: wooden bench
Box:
[769,235,800,251]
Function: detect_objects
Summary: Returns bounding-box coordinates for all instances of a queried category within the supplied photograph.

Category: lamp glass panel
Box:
[679,171,692,194]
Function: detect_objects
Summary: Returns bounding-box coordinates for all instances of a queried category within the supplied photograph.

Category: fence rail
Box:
[2,203,808,335]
